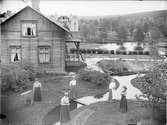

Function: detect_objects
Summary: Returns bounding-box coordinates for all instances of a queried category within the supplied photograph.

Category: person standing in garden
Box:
[108,77,116,103]
[60,92,71,124]
[120,86,128,113]
[69,75,78,100]
[33,78,42,102]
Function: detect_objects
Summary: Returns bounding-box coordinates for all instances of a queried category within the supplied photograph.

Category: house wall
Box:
[1,7,66,73]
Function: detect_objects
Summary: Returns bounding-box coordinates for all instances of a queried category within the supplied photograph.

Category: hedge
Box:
[78,68,110,88]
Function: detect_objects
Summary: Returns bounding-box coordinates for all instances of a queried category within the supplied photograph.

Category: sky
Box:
[1,0,167,16]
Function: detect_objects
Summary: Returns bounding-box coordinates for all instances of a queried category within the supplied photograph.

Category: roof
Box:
[1,6,70,33]
[65,37,81,42]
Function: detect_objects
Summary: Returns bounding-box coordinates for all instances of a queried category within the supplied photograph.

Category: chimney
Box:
[31,0,40,11]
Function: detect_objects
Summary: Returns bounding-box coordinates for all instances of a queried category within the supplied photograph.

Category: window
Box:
[22,23,36,37]
[38,46,51,63]
[10,46,21,62]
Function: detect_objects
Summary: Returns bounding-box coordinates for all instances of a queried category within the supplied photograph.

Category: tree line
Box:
[79,10,167,44]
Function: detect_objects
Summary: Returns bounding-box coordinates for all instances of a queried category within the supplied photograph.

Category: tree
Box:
[128,24,135,36]
[158,25,167,38]
[80,24,90,38]
[112,19,119,32]
[117,26,127,45]
[150,27,162,41]
[134,27,145,44]
[99,27,108,42]
[143,22,149,34]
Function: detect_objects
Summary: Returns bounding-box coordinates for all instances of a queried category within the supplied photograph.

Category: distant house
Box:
[69,16,79,32]
[57,16,70,30]
[1,6,71,73]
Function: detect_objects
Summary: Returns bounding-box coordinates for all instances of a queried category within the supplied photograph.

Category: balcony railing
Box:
[65,54,83,61]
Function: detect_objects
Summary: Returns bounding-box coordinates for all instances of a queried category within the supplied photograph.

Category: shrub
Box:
[138,51,143,55]
[78,68,110,88]
[131,61,167,110]
[1,62,36,92]
[22,61,36,81]
[1,66,16,91]
[133,51,137,55]
[110,50,114,54]
[97,60,129,75]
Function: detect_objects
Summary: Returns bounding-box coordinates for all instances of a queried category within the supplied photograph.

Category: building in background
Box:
[70,16,79,32]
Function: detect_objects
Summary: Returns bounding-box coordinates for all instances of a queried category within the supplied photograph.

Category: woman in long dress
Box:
[60,92,71,123]
[33,78,42,102]
[108,78,116,103]
[120,86,128,113]
[69,76,78,100]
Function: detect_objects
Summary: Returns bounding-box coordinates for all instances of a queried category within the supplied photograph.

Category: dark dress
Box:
[60,97,71,123]
[69,85,78,99]
[33,87,42,102]
[108,89,112,102]
[120,92,128,113]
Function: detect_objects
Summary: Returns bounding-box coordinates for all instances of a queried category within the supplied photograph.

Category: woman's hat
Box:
[69,72,76,78]
[69,72,75,76]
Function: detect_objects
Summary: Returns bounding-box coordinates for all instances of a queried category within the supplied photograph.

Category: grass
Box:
[2,74,108,124]
[82,100,165,125]
[2,73,165,125]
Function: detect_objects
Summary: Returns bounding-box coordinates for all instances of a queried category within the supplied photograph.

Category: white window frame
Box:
[10,46,21,63]
[21,22,37,37]
[38,46,51,64]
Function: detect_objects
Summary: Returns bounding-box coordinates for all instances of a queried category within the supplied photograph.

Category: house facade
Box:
[1,6,70,73]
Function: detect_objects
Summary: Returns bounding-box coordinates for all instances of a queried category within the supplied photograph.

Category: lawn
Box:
[83,100,165,125]
[1,74,107,125]
[1,69,165,125]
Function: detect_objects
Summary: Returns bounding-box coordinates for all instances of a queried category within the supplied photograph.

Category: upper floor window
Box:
[10,46,21,62]
[22,23,37,37]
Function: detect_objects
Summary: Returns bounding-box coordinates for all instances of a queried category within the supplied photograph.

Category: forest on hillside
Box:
[78,10,167,43]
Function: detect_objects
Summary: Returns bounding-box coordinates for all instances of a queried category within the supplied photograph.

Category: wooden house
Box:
[1,6,72,73]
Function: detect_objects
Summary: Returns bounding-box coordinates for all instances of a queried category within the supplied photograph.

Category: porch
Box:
[65,38,87,72]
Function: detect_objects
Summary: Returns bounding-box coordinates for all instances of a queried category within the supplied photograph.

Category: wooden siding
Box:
[1,7,67,73]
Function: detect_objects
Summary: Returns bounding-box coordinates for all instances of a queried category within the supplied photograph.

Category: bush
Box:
[97,60,129,75]
[131,61,167,110]
[110,50,114,54]
[78,68,110,88]
[22,61,36,81]
[1,62,36,92]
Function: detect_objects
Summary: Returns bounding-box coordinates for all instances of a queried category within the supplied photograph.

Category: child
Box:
[120,86,128,113]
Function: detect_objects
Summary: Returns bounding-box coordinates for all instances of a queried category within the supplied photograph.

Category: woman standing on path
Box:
[33,78,42,102]
[60,92,71,124]
[108,77,116,103]
[69,76,78,100]
[120,86,128,113]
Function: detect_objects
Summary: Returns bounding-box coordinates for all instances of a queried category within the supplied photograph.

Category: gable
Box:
[1,6,70,33]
